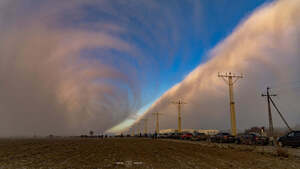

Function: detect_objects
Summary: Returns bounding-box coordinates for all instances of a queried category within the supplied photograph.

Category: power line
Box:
[273,96,300,115]
[273,86,300,94]
[269,97,292,131]
[271,80,300,89]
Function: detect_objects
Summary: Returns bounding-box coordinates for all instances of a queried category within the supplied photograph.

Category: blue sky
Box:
[100,0,274,132]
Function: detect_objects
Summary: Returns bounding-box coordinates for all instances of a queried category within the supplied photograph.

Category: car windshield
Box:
[250,133,260,136]
[295,131,300,136]
[288,132,295,137]
[182,132,191,134]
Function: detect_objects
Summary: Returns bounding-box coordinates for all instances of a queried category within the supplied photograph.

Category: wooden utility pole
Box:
[171,99,187,133]
[218,72,243,136]
[262,87,277,140]
[152,112,162,134]
[262,87,292,142]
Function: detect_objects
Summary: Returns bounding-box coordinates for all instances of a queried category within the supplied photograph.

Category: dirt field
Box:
[0,138,299,169]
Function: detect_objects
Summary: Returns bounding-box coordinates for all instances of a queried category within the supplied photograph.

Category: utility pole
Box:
[152,112,162,134]
[142,118,148,135]
[262,87,292,139]
[131,127,135,136]
[171,99,187,133]
[262,87,277,140]
[218,72,243,136]
[138,123,142,136]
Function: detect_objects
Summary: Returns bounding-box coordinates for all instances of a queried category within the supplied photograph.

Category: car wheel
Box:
[278,141,284,147]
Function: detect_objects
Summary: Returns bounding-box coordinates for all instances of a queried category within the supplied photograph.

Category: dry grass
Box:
[275,147,289,158]
[0,138,299,169]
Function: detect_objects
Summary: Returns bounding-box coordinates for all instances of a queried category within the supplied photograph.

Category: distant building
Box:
[159,129,176,134]
[196,129,219,135]
[159,129,219,135]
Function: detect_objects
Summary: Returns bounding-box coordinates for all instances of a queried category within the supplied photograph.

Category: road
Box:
[0,138,299,169]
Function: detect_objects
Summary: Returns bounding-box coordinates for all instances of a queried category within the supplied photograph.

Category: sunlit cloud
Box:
[136,0,300,133]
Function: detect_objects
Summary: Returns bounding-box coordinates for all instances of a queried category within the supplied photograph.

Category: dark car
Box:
[192,133,208,141]
[169,132,181,139]
[236,133,269,145]
[210,132,235,143]
[180,132,193,140]
[160,133,169,139]
[278,130,300,148]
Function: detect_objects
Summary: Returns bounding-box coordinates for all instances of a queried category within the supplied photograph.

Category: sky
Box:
[1,0,300,136]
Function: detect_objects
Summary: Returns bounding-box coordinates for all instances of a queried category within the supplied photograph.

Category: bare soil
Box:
[0,138,299,169]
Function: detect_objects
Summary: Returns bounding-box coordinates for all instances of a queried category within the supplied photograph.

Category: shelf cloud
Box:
[1,0,299,136]
[138,0,300,132]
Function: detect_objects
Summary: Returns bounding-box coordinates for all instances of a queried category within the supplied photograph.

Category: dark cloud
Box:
[0,0,202,136]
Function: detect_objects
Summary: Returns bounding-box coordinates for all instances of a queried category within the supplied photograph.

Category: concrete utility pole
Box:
[152,112,162,134]
[138,123,142,136]
[139,122,143,136]
[131,127,135,136]
[142,118,148,135]
[218,72,243,136]
[171,99,187,133]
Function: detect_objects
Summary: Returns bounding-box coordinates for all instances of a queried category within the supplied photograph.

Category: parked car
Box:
[168,133,180,139]
[160,133,169,139]
[180,132,193,140]
[236,133,269,145]
[278,130,300,147]
[210,132,235,143]
[192,133,208,141]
